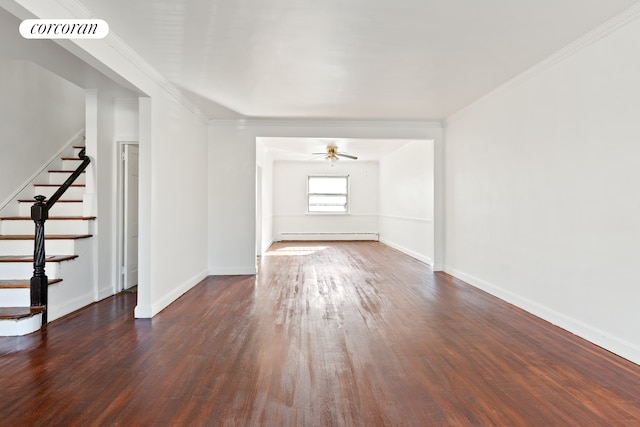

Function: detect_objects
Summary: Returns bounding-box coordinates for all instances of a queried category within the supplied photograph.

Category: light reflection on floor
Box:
[263,246,329,256]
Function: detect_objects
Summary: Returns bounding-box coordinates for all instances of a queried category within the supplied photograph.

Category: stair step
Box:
[0,255,78,263]
[48,171,85,185]
[0,217,95,235]
[0,306,45,320]
[0,236,86,256]
[61,158,85,161]
[61,159,85,169]
[18,200,84,217]
[32,183,85,199]
[0,279,62,288]
[0,235,92,240]
[0,255,75,279]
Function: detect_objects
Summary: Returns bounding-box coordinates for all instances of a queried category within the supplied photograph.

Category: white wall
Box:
[95,92,115,300]
[273,161,378,240]
[12,0,210,319]
[445,15,640,363]
[256,140,274,254]
[0,59,84,209]
[114,98,139,140]
[209,121,444,274]
[148,92,209,314]
[92,94,140,301]
[379,140,434,264]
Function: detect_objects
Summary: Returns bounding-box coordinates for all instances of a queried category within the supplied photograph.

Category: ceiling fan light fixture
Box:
[326,146,339,166]
[326,155,339,166]
[311,144,356,165]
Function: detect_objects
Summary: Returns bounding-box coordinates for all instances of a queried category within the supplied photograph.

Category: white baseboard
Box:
[379,239,433,266]
[278,232,378,241]
[261,239,274,255]
[209,266,258,275]
[445,266,640,365]
[134,303,152,318]
[150,269,209,317]
[96,286,114,301]
[48,290,95,322]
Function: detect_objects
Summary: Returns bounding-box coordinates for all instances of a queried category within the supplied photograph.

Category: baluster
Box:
[30,194,48,325]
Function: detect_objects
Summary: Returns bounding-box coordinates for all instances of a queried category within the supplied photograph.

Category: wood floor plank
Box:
[0,241,639,425]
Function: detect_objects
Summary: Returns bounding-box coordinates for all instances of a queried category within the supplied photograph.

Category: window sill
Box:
[306,212,351,215]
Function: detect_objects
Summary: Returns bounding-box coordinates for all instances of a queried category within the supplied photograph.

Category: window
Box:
[308,175,349,213]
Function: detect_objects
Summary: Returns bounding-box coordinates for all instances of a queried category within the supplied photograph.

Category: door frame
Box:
[256,163,263,258]
[116,140,139,292]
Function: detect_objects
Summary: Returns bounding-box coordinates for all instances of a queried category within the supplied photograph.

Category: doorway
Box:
[118,142,139,292]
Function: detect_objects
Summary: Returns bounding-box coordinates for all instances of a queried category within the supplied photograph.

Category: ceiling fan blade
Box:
[336,152,358,160]
[311,152,327,155]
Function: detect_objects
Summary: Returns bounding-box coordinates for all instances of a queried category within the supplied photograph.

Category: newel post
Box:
[31,194,48,324]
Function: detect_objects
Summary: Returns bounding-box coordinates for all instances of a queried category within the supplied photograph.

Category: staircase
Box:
[0,145,95,336]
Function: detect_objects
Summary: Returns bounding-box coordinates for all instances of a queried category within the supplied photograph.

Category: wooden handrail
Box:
[30,147,90,325]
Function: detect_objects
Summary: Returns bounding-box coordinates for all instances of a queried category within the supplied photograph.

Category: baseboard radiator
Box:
[279,232,379,241]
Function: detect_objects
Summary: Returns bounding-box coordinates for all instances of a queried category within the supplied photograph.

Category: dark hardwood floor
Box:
[1,241,639,426]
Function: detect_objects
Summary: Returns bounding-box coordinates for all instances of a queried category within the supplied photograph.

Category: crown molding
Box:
[53,0,209,124]
[445,2,640,126]
[209,118,443,128]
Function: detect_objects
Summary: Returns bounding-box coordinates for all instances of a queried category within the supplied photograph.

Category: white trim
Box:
[262,239,274,254]
[379,214,433,224]
[445,2,640,126]
[379,239,433,266]
[134,303,152,319]
[0,129,84,213]
[305,212,351,216]
[209,119,443,128]
[103,33,210,123]
[96,285,113,301]
[444,266,640,365]
[50,0,210,124]
[307,174,350,214]
[115,141,140,294]
[149,269,209,316]
[113,135,139,142]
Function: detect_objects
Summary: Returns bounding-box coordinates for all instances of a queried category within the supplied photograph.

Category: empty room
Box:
[2,0,640,425]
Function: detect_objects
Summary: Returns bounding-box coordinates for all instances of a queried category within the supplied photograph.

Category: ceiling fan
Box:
[312,145,358,166]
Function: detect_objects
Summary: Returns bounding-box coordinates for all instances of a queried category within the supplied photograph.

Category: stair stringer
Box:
[0,130,84,217]
[0,137,101,335]
[46,233,96,322]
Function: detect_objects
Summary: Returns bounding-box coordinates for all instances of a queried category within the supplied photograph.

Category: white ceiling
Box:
[0,8,138,97]
[258,137,417,161]
[77,0,640,121]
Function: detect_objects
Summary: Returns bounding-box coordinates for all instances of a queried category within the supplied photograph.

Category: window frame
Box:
[307,174,350,214]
